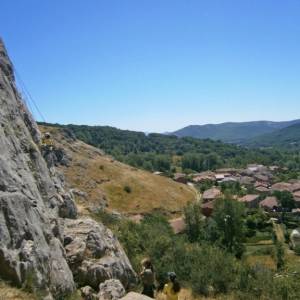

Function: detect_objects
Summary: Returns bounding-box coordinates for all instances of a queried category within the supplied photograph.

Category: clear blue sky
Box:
[1,0,300,132]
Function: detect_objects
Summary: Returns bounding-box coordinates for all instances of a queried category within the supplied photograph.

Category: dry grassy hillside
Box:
[0,282,36,300]
[39,126,196,216]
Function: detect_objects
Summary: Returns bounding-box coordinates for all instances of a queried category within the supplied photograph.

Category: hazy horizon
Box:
[1,0,300,132]
[40,117,300,134]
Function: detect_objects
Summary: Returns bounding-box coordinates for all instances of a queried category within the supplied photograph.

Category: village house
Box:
[202,187,222,203]
[247,164,266,173]
[290,182,300,193]
[254,181,269,188]
[174,173,187,184]
[215,172,233,182]
[269,165,280,172]
[215,168,238,175]
[254,174,270,184]
[293,191,300,208]
[192,171,215,183]
[259,196,279,212]
[271,182,292,192]
[255,186,270,193]
[239,176,255,186]
[221,176,239,183]
[238,194,260,208]
[192,174,215,183]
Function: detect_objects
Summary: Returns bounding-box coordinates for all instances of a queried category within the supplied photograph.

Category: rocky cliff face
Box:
[0,39,136,299]
[0,39,76,298]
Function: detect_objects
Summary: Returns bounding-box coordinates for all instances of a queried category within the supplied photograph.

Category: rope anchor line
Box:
[11,60,47,123]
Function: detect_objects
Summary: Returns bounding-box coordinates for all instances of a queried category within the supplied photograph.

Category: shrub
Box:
[124,185,132,193]
[184,202,205,242]
[275,242,285,271]
[208,198,246,258]
[294,245,300,256]
[190,244,238,296]
[93,209,120,228]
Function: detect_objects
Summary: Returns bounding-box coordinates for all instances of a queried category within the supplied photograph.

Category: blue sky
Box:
[1,0,300,132]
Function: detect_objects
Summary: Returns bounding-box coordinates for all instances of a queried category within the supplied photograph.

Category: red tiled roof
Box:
[239,194,260,203]
[294,191,300,201]
[271,182,292,192]
[201,201,215,209]
[255,186,270,193]
[203,188,222,200]
[291,183,300,192]
[259,196,278,208]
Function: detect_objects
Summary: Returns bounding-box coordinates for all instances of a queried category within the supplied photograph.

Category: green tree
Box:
[209,198,246,257]
[274,191,295,210]
[184,202,205,242]
[275,242,285,271]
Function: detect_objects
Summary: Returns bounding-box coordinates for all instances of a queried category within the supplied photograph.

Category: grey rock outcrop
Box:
[0,38,75,298]
[81,285,98,300]
[98,279,126,300]
[63,218,137,290]
[80,280,126,300]
[120,292,153,300]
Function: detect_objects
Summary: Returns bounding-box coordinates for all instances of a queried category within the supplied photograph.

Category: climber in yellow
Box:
[163,272,181,300]
[41,132,54,150]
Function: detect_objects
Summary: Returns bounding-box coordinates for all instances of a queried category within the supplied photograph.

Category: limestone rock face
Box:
[0,38,75,298]
[63,218,137,290]
[98,279,126,300]
[81,285,98,300]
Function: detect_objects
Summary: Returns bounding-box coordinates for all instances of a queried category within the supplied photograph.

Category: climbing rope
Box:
[10,59,47,123]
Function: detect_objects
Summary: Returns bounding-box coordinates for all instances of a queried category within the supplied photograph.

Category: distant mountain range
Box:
[171,119,300,145]
[245,122,300,148]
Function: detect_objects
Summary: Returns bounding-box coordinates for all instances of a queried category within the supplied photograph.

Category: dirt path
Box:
[188,182,202,203]
[272,220,284,243]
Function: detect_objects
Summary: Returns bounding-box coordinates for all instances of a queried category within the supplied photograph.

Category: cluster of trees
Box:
[39,122,300,175]
[184,198,246,258]
[274,190,296,210]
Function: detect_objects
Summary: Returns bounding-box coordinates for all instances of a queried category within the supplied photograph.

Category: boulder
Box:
[63,218,137,289]
[98,279,126,300]
[81,285,98,300]
[290,228,300,249]
[120,292,153,300]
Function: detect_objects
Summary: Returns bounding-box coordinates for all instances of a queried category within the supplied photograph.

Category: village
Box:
[171,164,300,217]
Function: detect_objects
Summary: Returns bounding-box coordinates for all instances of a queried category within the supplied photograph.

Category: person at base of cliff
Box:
[163,272,181,300]
[140,258,155,298]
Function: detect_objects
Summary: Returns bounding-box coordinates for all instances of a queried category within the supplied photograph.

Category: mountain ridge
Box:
[171,119,300,143]
[245,123,300,148]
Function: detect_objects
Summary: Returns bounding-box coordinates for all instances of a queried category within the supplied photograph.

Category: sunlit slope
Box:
[40,126,196,215]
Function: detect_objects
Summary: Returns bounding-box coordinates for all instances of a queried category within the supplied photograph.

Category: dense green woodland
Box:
[39,123,300,175]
